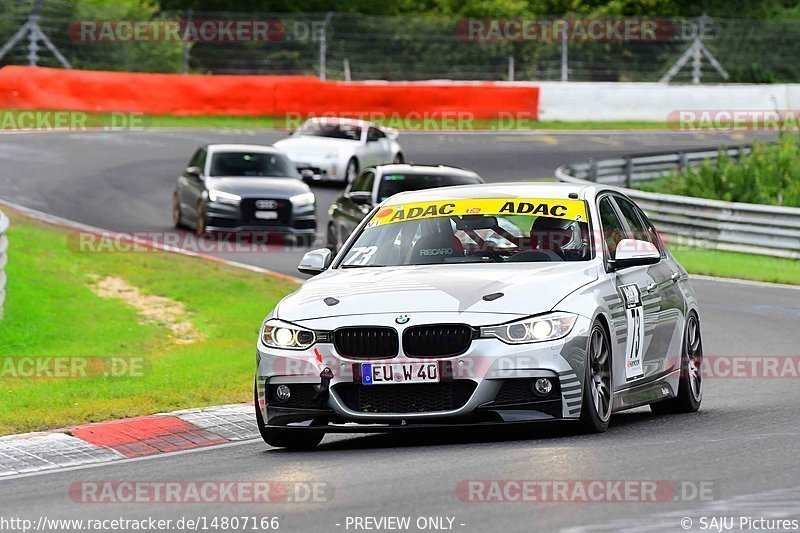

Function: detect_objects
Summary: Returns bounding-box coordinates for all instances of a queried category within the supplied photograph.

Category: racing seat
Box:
[410,231,465,264]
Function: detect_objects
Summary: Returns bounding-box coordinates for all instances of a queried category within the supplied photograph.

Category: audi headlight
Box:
[261,319,316,350]
[207,189,241,205]
[290,192,315,207]
[480,312,577,344]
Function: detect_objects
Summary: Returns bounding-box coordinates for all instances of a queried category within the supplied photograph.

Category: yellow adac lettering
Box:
[532,203,549,215]
[390,210,406,222]
[422,205,439,217]
[550,204,567,217]
[439,203,455,215]
[407,207,424,219]
[499,201,516,213]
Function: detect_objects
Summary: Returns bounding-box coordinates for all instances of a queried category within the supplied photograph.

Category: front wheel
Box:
[194,202,207,236]
[254,383,323,449]
[327,223,340,254]
[651,312,703,414]
[344,158,358,186]
[578,321,612,433]
[172,193,184,229]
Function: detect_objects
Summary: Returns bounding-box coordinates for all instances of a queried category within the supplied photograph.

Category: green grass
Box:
[639,135,800,207]
[671,246,800,285]
[0,109,667,131]
[0,209,298,435]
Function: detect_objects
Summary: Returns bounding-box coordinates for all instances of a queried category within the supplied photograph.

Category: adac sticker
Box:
[369,198,587,227]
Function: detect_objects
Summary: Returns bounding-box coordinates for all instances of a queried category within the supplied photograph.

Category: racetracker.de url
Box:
[0,515,280,532]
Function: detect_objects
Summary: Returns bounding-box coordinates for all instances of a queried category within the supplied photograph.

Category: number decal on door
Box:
[619,283,645,381]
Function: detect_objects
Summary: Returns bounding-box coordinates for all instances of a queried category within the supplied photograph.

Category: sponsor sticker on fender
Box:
[368,198,587,227]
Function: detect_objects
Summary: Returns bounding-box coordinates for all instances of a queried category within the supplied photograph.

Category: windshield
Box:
[209,151,296,177]
[298,121,362,141]
[377,172,483,202]
[340,198,591,267]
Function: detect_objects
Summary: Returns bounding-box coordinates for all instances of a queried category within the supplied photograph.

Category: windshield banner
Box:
[367,198,588,227]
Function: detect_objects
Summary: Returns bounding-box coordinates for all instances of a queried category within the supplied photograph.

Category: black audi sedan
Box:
[172,144,317,242]
[326,163,484,252]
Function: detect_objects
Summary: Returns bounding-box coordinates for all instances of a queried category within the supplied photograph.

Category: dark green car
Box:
[326,164,484,253]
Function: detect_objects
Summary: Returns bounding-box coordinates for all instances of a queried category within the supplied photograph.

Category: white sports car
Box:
[273,117,404,185]
[255,183,703,449]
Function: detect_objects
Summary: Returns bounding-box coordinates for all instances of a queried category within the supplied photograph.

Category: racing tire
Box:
[344,158,358,186]
[578,321,613,433]
[650,312,703,414]
[194,201,207,237]
[172,192,185,229]
[254,383,324,450]
[393,153,405,164]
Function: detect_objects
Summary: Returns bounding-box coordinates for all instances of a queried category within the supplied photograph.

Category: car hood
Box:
[206,176,309,198]
[273,136,358,158]
[277,263,599,324]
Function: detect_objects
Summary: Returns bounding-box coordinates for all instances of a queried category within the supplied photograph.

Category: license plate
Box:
[361,362,440,385]
[254,210,278,220]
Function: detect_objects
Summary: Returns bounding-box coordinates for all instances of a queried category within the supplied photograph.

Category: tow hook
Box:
[314,367,334,404]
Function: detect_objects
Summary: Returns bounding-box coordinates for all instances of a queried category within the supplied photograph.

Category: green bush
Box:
[638,135,800,207]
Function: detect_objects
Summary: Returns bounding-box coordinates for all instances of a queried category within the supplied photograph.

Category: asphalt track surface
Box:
[2,129,800,533]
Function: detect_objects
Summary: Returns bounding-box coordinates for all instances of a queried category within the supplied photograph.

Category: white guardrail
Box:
[555,146,800,259]
[0,209,7,318]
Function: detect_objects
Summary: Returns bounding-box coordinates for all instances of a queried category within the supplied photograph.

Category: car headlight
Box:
[261,319,317,350]
[207,189,241,205]
[480,312,577,344]
[290,192,315,207]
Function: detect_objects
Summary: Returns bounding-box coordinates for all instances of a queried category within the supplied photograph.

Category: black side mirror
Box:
[186,166,202,180]
[349,191,373,206]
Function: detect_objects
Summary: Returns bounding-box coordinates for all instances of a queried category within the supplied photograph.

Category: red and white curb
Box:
[0,403,258,477]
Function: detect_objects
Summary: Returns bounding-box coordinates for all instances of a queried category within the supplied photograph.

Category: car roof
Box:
[305,116,374,128]
[381,182,605,206]
[206,144,284,154]
[373,164,481,178]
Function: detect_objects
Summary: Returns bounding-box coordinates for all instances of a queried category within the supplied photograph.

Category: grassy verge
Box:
[0,109,668,131]
[638,135,800,207]
[671,246,800,285]
[0,209,298,435]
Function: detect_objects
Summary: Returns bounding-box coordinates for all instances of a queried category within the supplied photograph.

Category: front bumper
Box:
[205,199,316,236]
[256,314,591,432]
[294,159,343,182]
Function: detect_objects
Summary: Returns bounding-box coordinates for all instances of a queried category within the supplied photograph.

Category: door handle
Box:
[671,272,680,281]
[645,282,658,293]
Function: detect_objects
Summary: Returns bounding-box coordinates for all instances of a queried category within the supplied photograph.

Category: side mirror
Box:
[608,239,661,271]
[349,191,373,206]
[185,166,202,179]
[298,248,332,276]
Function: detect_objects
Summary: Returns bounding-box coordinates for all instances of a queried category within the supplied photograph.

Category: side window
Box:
[189,148,203,168]
[613,197,649,242]
[367,127,381,142]
[636,205,666,255]
[598,197,627,259]
[349,171,374,193]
